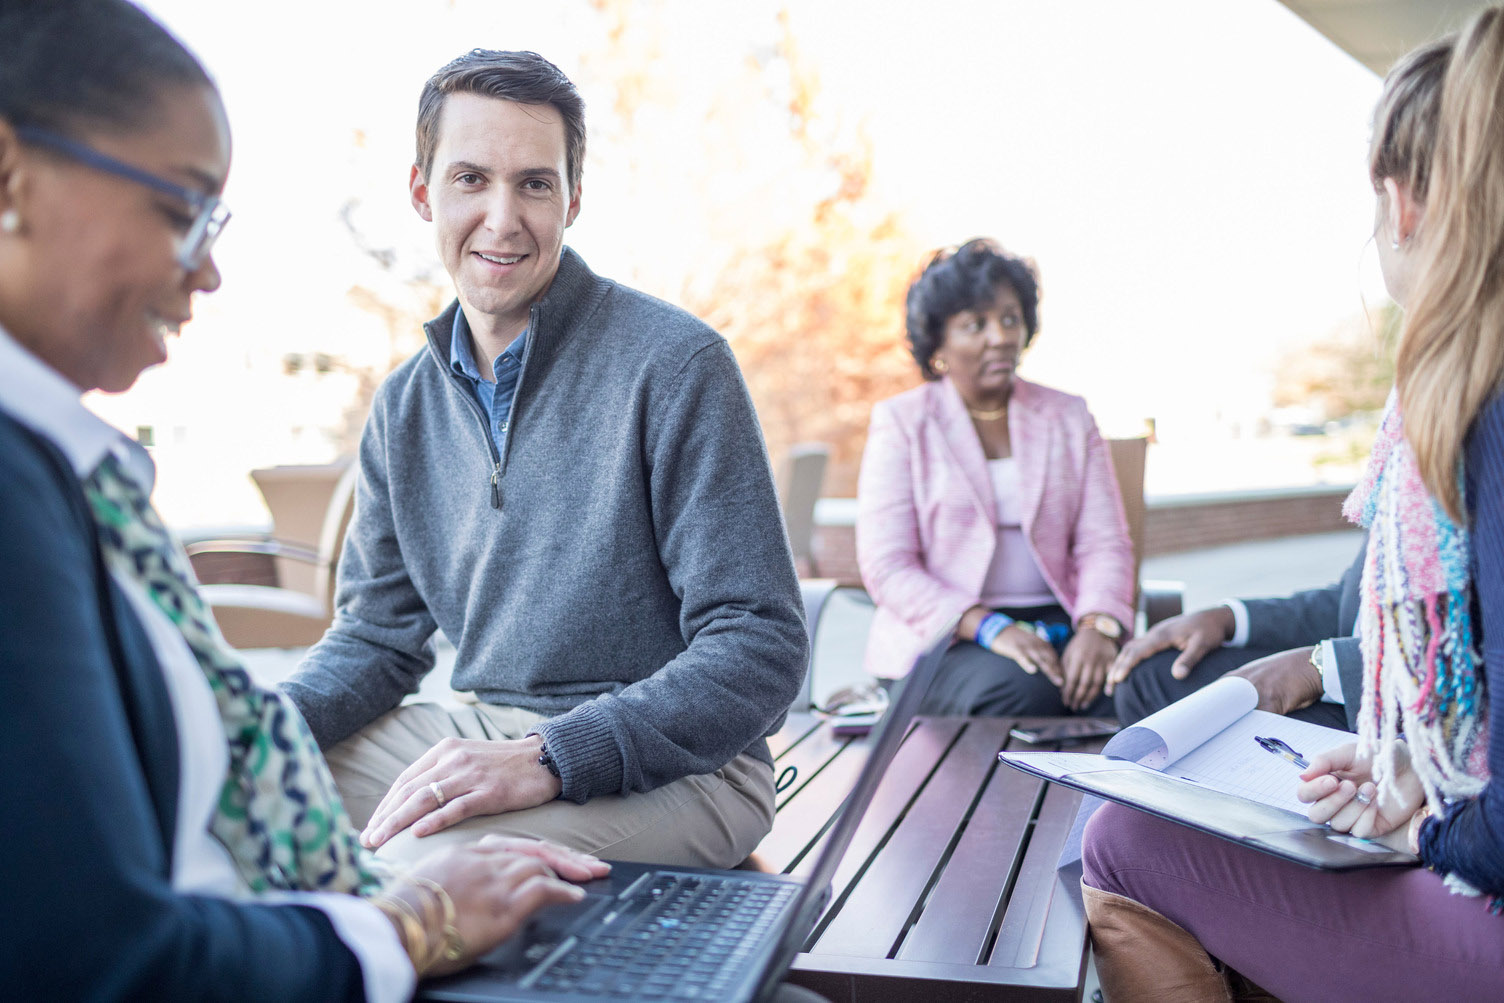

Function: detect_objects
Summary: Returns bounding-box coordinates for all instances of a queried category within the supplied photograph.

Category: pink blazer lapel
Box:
[1008,379,1052,535]
[931,378,995,520]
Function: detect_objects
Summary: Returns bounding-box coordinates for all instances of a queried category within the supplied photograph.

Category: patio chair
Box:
[1106,436,1184,627]
[185,461,358,649]
[780,443,829,577]
[246,459,352,595]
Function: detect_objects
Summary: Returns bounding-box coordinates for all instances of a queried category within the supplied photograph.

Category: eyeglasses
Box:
[15,124,230,270]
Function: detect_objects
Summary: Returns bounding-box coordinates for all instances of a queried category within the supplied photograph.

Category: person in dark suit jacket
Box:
[1105,537,1367,728]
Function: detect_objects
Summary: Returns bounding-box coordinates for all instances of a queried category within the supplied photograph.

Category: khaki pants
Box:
[325,702,776,869]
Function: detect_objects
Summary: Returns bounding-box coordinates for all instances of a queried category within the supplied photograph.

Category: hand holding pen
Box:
[1294,740,1423,840]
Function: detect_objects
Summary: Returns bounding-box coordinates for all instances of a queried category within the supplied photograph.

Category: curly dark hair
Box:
[905,238,1042,380]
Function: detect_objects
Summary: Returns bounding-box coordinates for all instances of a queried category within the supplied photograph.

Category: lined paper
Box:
[1172,710,1350,815]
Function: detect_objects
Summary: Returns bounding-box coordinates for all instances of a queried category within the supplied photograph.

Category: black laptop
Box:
[419,622,953,1003]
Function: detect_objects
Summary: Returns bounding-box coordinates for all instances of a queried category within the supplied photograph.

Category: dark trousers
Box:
[1112,644,1351,730]
[920,604,1116,718]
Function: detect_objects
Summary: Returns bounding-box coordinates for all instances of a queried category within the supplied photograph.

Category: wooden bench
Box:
[748,711,1107,1002]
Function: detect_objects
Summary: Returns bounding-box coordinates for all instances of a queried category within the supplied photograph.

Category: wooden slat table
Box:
[750,712,1106,1002]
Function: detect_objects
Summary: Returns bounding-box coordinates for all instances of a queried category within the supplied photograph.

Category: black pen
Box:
[1254,735,1309,770]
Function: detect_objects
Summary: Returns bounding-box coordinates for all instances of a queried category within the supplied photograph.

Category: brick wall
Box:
[1141,486,1352,556]
[809,485,1354,584]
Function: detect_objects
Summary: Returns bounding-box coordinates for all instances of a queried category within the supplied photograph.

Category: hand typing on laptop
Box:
[408,836,612,979]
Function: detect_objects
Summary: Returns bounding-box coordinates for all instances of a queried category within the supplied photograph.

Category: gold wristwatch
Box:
[1308,643,1326,687]
[1077,613,1123,645]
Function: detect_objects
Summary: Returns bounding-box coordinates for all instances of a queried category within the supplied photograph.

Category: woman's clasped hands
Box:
[973,613,1116,711]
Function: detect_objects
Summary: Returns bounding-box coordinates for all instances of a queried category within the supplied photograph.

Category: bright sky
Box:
[115,0,1388,523]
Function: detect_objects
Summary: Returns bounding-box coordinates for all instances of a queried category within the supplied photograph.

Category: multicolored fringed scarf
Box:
[1345,391,1490,893]
[84,452,388,897]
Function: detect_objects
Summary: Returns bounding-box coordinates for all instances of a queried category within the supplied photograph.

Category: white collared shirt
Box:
[0,328,412,1003]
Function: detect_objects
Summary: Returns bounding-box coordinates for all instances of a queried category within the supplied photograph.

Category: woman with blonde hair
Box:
[1081,10,1504,999]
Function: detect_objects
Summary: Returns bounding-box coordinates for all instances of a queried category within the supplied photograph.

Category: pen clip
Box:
[1267,736,1302,759]
[1254,735,1308,768]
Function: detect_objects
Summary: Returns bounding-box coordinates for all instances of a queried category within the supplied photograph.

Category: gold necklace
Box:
[966,405,1008,422]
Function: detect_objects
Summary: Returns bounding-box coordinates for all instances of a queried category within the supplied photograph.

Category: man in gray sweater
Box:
[281,50,807,869]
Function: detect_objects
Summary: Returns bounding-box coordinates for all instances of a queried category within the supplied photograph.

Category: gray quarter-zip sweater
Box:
[282,249,807,802]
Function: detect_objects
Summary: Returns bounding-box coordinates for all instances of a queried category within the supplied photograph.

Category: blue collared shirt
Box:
[449,310,527,459]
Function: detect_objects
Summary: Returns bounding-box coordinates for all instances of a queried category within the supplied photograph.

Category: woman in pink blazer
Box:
[857,240,1136,716]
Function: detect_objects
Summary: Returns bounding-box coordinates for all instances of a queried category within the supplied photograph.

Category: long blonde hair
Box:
[1392,7,1504,521]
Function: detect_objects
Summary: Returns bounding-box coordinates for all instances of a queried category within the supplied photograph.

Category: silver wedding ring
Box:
[429,781,447,809]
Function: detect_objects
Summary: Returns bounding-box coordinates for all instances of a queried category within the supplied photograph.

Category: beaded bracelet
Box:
[976,611,1014,649]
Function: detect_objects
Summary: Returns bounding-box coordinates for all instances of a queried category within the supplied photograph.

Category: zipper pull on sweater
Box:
[490,463,502,509]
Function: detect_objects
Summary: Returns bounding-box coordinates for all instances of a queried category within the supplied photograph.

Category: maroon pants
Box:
[1082,803,1504,1001]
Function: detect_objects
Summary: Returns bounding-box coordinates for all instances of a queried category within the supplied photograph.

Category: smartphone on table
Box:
[1008,718,1121,745]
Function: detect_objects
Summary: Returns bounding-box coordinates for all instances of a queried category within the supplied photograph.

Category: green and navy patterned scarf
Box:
[84,452,386,896]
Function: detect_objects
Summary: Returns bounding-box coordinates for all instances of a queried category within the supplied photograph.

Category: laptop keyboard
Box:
[521,873,799,999]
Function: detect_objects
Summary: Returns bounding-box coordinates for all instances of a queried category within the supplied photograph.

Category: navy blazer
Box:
[1423,392,1504,894]
[0,411,366,1001]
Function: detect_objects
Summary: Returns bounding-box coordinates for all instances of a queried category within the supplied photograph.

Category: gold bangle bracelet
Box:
[373,893,431,975]
[408,874,466,964]
[1407,802,1435,855]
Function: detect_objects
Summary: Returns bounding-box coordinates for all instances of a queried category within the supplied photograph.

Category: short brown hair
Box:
[414,49,585,192]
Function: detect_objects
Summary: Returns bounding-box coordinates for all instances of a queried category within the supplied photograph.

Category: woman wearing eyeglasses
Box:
[856,240,1136,715]
[0,3,612,999]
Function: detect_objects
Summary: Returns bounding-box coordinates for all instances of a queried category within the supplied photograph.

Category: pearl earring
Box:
[0,208,18,234]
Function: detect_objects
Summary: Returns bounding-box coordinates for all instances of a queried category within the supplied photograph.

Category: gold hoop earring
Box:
[933,358,949,373]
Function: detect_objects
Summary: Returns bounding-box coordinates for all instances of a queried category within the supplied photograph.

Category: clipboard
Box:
[999,749,1418,870]
[999,677,1418,871]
